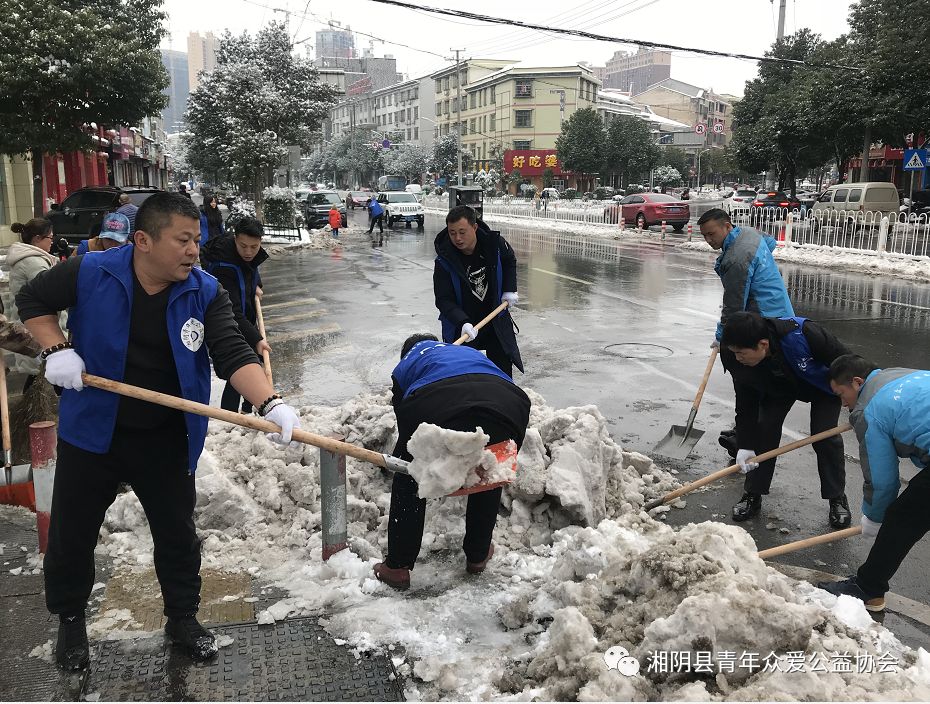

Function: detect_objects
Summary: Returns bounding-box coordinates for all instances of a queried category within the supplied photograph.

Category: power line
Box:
[363,0,862,70]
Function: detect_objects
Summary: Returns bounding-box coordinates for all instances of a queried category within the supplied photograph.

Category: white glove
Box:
[264,402,301,446]
[460,323,477,342]
[501,292,519,307]
[860,515,882,538]
[736,449,759,474]
[710,339,720,350]
[44,348,86,390]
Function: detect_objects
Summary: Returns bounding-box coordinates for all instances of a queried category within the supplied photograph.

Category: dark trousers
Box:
[220,382,252,414]
[858,467,930,596]
[465,329,512,378]
[44,430,201,618]
[367,215,384,233]
[744,393,845,498]
[385,375,531,569]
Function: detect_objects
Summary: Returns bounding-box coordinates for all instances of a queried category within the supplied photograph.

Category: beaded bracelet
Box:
[40,342,73,360]
[258,394,282,416]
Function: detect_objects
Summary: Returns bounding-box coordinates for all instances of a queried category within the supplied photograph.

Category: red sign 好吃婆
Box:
[504,150,568,176]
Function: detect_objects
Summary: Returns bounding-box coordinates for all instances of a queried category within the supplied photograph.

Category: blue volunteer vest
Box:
[206,261,250,319]
[435,250,504,343]
[393,340,513,399]
[61,245,218,471]
[778,316,833,395]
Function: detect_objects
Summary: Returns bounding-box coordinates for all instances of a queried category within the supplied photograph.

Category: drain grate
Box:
[86,617,404,702]
[604,343,675,359]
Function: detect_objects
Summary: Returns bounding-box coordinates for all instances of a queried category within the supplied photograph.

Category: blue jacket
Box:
[76,240,89,256]
[61,245,219,471]
[778,317,835,396]
[393,340,514,399]
[368,199,384,217]
[851,368,930,521]
[714,226,794,340]
[199,211,224,245]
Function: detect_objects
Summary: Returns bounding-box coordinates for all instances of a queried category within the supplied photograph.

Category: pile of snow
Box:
[679,240,930,283]
[95,389,930,700]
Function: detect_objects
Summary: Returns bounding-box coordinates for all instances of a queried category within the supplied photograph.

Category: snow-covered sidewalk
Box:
[91,389,930,701]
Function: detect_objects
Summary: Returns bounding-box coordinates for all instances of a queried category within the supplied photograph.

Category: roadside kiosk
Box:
[448,186,484,220]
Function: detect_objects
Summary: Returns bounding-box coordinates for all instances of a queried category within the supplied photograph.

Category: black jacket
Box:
[432,221,523,373]
[732,317,850,448]
[200,235,269,349]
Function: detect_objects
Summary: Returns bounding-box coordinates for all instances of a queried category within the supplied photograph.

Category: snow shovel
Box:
[644,423,852,511]
[453,301,509,345]
[80,374,514,496]
[652,348,718,459]
[758,526,861,560]
[254,295,273,387]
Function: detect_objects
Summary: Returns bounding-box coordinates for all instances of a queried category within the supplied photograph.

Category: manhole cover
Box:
[604,343,674,359]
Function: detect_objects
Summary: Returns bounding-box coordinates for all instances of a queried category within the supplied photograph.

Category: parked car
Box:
[723,188,757,213]
[377,191,425,228]
[540,187,560,200]
[347,191,372,209]
[47,185,161,242]
[609,193,690,231]
[796,191,820,212]
[302,190,347,229]
[811,182,900,221]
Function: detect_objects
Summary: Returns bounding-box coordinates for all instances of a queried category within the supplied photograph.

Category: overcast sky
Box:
[161,0,857,97]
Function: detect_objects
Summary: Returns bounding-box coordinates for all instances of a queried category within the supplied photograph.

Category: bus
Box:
[377,174,406,192]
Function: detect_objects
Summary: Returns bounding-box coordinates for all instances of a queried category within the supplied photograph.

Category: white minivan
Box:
[811,182,900,221]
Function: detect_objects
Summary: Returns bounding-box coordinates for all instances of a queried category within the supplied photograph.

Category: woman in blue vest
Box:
[16,193,300,672]
[373,333,531,591]
[720,311,850,527]
[433,205,523,378]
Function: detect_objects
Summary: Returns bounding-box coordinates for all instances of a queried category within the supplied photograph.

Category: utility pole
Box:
[452,48,464,186]
[775,0,787,40]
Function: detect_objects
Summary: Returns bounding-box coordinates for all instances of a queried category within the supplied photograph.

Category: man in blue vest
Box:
[366,197,385,244]
[373,333,531,590]
[818,355,930,613]
[200,216,269,413]
[16,192,301,671]
[720,311,850,526]
[699,208,795,458]
[433,205,522,378]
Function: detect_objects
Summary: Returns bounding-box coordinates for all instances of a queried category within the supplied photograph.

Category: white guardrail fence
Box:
[423,195,930,260]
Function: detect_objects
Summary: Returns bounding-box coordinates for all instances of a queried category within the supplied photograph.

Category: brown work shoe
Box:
[374,562,410,591]
[466,543,495,575]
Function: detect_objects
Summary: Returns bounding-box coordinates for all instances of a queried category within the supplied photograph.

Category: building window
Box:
[435,79,442,93]
[452,99,458,113]
[490,113,496,131]
[436,101,442,115]
[470,93,477,109]
[515,110,533,128]
[453,73,459,88]
[513,139,532,149]
[443,77,449,91]
[491,86,496,104]
[461,96,467,112]
[414,127,419,140]
[413,87,418,100]
[414,106,419,119]
[515,79,533,97]
[470,118,476,134]
[407,107,412,121]
[407,128,412,140]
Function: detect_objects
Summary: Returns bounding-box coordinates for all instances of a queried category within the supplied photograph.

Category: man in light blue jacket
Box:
[818,354,930,613]
[698,208,795,471]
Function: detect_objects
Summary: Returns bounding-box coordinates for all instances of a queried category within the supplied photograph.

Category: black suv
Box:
[301,191,347,229]
[47,185,161,242]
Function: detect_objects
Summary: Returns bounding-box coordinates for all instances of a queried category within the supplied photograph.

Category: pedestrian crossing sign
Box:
[903,149,927,171]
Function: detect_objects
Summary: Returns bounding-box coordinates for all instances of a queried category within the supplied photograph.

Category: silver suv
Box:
[378,191,425,229]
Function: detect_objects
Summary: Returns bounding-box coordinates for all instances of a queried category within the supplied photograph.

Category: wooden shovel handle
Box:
[254,296,273,387]
[645,423,852,510]
[758,526,862,559]
[0,354,10,462]
[81,374,388,468]
[691,347,718,411]
[453,301,509,345]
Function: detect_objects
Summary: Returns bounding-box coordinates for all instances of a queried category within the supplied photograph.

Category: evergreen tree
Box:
[554,107,605,179]
[604,116,661,188]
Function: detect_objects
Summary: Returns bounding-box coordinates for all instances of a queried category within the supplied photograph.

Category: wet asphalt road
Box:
[257,208,930,644]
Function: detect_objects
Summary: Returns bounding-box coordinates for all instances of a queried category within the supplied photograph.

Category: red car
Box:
[348,190,372,209]
[615,193,690,231]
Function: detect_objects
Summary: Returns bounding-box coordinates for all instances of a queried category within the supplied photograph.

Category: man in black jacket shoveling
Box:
[433,205,523,377]
[721,311,851,528]
[200,217,270,413]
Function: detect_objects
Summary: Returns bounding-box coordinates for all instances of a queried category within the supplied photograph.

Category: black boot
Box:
[56,612,89,671]
[732,492,762,522]
[165,615,218,661]
[718,428,738,458]
[828,494,851,529]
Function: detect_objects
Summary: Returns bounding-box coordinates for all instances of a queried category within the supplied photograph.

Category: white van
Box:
[811,182,900,220]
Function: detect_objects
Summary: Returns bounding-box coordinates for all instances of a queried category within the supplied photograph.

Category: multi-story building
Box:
[634,78,732,147]
[597,89,690,134]
[316,24,356,60]
[604,47,671,94]
[160,49,190,132]
[187,31,218,92]
[313,48,402,93]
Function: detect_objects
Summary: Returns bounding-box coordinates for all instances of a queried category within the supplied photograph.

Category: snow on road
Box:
[95,389,930,700]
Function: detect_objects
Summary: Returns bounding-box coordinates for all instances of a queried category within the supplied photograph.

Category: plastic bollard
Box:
[661,220,667,239]
[687,223,693,241]
[320,435,348,561]
[30,421,56,554]
[619,217,625,232]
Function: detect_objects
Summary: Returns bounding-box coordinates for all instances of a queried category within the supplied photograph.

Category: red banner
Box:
[504,149,569,176]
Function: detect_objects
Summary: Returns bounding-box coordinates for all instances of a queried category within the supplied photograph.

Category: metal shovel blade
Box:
[652,424,706,460]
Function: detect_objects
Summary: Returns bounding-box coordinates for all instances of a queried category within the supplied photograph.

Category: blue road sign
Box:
[903,149,927,171]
